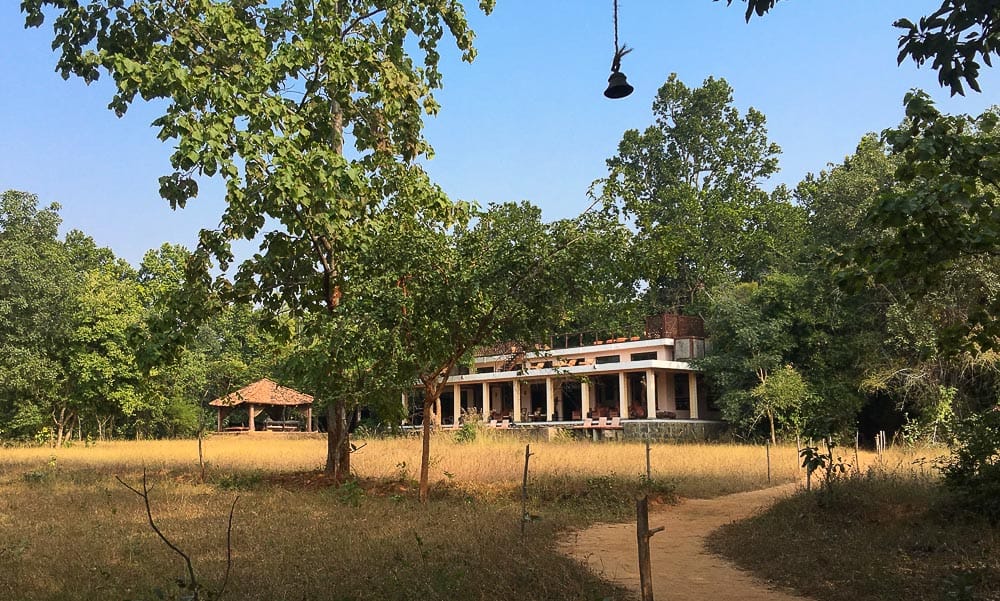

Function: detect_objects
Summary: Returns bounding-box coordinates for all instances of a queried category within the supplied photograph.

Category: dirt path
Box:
[560,483,812,600]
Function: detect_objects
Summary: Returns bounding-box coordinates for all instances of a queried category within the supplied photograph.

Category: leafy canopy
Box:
[22,0,495,315]
[597,74,800,311]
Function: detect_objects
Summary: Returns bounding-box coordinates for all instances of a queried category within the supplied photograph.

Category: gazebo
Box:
[209,378,314,432]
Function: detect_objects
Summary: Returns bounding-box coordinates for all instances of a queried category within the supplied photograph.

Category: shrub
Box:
[215,470,265,491]
[940,408,1000,521]
[453,421,478,443]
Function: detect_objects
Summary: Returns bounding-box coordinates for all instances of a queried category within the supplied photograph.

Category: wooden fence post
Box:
[645,436,652,482]
[765,440,771,484]
[521,443,534,538]
[636,495,664,601]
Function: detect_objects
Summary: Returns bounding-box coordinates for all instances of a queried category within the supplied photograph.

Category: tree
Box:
[720,0,999,96]
[777,131,1000,444]
[751,364,811,445]
[597,74,802,312]
[136,243,298,438]
[558,209,643,335]
[24,0,495,479]
[698,278,796,442]
[0,191,156,444]
[797,134,899,255]
[789,136,900,436]
[345,203,589,501]
[846,93,1000,353]
[0,191,75,441]
[62,233,146,441]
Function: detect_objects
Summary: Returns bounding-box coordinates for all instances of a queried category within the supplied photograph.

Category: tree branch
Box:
[341,8,388,41]
[116,468,199,596]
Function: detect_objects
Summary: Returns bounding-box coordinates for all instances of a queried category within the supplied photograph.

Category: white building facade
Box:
[404,315,719,426]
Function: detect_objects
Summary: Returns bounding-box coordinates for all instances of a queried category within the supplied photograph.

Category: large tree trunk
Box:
[325,400,351,483]
[53,407,76,447]
[418,394,436,503]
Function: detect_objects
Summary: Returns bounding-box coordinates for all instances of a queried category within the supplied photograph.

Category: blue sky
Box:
[2,1,999,266]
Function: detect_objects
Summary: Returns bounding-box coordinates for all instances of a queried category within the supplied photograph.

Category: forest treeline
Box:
[2,75,998,449]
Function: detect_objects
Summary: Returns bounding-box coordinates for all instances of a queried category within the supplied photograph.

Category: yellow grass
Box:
[0,434,944,601]
[0,432,931,498]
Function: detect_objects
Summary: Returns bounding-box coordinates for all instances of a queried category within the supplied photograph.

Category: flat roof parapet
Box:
[473,313,705,357]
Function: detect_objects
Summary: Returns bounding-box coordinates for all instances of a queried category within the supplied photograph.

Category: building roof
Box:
[208,378,313,408]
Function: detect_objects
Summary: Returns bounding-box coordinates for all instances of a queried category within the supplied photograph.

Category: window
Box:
[477,366,494,374]
[596,355,620,365]
[630,351,657,361]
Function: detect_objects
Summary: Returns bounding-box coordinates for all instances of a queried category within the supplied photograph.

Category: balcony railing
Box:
[475,313,706,357]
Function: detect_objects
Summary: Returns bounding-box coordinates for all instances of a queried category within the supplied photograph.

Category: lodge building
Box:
[404,314,721,429]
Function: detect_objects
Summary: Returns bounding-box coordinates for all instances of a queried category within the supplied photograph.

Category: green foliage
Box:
[751,365,811,436]
[898,386,956,445]
[698,278,796,440]
[214,470,265,491]
[0,191,75,440]
[597,74,802,311]
[333,480,366,507]
[799,440,849,494]
[850,93,1000,353]
[454,421,478,444]
[941,408,1000,521]
[795,132,1000,435]
[894,1,1000,96]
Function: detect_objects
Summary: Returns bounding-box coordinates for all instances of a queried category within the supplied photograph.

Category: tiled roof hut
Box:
[209,378,314,432]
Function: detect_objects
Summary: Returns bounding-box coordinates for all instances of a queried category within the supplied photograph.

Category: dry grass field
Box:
[1,431,890,496]
[709,452,1000,601]
[0,432,911,601]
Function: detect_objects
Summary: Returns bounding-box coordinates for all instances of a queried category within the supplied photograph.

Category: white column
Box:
[645,369,656,419]
[481,382,491,421]
[512,379,522,422]
[452,383,462,424]
[618,372,629,418]
[434,397,442,426]
[545,377,555,421]
[689,372,700,419]
[581,379,591,418]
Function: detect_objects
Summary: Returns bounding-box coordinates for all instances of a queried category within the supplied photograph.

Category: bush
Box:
[940,408,1000,521]
[453,421,478,443]
[214,470,265,491]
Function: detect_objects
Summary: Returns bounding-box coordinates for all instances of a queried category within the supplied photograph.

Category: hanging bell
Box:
[604,70,634,99]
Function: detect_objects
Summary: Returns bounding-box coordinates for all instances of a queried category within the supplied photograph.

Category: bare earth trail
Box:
[560,483,813,601]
